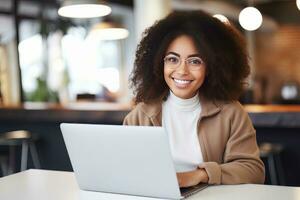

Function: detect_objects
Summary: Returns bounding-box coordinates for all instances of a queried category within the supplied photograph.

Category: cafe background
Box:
[1,0,300,186]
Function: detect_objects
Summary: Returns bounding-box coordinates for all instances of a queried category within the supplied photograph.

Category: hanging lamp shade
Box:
[213,14,230,25]
[88,22,129,40]
[58,0,111,18]
[239,7,263,31]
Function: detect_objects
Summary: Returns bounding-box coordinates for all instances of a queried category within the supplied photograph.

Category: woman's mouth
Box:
[173,78,193,88]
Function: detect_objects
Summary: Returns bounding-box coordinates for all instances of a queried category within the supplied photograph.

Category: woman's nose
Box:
[176,61,189,74]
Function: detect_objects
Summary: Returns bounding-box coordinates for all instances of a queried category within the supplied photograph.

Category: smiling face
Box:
[163,35,206,99]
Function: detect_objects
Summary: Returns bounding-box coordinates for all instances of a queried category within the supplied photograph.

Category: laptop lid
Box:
[60,123,182,199]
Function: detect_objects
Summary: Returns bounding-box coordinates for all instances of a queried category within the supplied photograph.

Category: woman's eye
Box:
[189,58,202,65]
[166,56,179,63]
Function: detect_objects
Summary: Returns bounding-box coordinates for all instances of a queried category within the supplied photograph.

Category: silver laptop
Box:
[60,123,208,199]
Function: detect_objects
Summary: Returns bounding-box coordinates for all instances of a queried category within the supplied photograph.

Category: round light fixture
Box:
[88,22,129,40]
[58,0,111,18]
[297,0,300,10]
[213,14,230,24]
[239,7,263,31]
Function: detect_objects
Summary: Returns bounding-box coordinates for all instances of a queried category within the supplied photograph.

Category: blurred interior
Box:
[1,0,300,187]
[1,0,300,105]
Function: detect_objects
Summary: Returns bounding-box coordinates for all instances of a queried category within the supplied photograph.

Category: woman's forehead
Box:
[166,35,200,56]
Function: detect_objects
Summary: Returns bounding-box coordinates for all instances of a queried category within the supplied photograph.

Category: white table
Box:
[0,169,300,200]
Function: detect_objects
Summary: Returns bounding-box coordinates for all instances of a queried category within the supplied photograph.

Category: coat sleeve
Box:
[199,105,265,184]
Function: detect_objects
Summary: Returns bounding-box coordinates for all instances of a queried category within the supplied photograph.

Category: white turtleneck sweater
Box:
[162,91,203,172]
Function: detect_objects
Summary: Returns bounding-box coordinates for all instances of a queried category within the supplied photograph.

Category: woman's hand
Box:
[176,168,209,188]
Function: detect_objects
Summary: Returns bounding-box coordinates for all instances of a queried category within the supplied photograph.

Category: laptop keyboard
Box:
[180,183,208,198]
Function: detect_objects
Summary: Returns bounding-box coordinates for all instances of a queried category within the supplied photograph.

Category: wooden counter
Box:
[1,103,300,185]
[0,102,133,174]
[244,105,300,113]
[1,103,300,127]
[244,105,300,128]
[0,102,132,123]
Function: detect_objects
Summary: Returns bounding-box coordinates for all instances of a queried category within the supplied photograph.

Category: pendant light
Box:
[58,0,111,18]
[213,14,230,25]
[88,21,129,40]
[239,7,263,31]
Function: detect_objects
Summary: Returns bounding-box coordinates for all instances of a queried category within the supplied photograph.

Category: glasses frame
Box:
[163,54,205,71]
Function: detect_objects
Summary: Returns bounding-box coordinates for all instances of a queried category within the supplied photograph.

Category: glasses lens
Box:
[187,57,203,66]
[164,55,180,66]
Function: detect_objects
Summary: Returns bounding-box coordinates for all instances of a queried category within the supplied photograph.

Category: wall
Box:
[255,25,300,104]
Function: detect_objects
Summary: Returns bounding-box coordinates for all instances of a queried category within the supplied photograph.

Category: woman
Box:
[123,10,265,187]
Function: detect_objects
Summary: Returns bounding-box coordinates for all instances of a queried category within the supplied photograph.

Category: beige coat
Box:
[123,96,265,185]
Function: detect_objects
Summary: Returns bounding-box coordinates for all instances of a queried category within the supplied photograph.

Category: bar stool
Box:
[259,143,285,185]
[0,155,8,176]
[0,130,41,176]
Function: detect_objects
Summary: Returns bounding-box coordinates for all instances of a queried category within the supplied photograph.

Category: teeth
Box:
[174,78,191,84]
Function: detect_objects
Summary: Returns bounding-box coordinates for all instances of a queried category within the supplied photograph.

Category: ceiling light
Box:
[213,14,230,25]
[297,0,300,10]
[88,22,129,40]
[58,0,111,18]
[239,7,263,31]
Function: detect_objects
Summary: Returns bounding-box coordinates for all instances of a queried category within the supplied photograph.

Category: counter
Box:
[2,103,300,127]
[244,105,300,127]
[0,103,300,186]
[0,102,132,123]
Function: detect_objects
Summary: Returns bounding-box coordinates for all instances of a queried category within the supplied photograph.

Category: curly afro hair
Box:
[130,10,250,104]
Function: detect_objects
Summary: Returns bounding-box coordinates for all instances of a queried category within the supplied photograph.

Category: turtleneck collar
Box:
[138,93,224,124]
[167,91,200,112]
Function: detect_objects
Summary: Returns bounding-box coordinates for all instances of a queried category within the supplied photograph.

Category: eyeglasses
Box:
[163,54,204,70]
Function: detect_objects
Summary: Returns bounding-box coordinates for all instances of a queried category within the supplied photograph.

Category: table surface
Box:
[0,169,300,200]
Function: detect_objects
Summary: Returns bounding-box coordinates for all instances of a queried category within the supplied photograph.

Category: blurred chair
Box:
[259,143,285,185]
[0,130,41,176]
